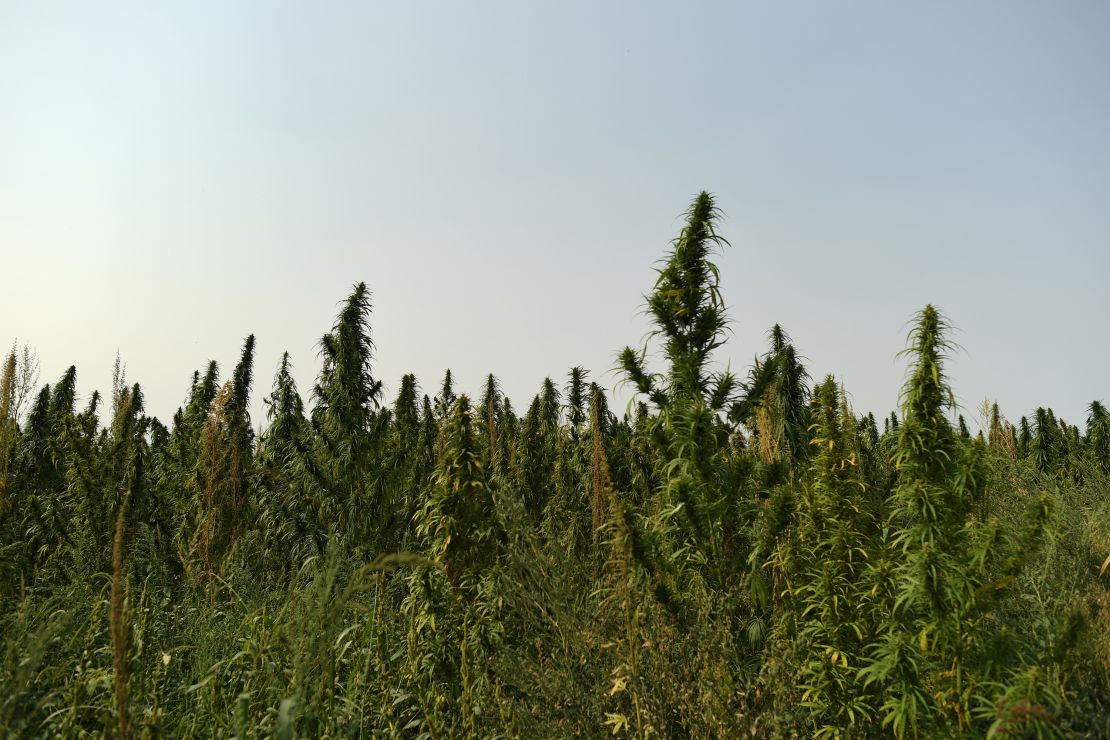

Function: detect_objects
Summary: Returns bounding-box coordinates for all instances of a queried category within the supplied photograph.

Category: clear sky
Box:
[2,1,1107,431]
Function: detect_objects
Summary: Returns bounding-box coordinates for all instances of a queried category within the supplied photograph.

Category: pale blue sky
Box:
[2,1,1107,430]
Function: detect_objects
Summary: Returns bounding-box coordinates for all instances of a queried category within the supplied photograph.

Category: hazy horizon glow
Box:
[2,2,1108,430]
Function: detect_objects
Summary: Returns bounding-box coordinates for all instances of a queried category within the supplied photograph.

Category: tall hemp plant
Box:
[735,325,812,473]
[618,191,741,586]
[256,352,325,574]
[403,395,506,736]
[860,305,1054,737]
[782,376,881,736]
[0,350,18,515]
[189,335,255,582]
[312,282,387,548]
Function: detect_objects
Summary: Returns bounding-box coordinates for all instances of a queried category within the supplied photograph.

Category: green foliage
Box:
[312,282,388,546]
[1,193,1106,738]
[417,395,501,594]
[735,324,812,470]
[787,377,881,735]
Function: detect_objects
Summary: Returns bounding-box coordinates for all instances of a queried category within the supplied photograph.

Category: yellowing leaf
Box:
[604,713,629,735]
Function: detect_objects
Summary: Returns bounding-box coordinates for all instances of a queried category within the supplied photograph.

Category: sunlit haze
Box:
[3,1,1107,429]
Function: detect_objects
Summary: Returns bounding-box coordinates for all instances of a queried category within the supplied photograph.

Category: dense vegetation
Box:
[2,192,1108,738]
